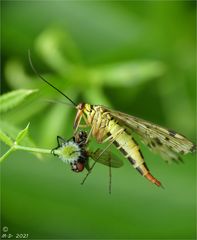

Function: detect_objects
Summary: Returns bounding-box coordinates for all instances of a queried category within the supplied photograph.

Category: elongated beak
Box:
[74,110,83,131]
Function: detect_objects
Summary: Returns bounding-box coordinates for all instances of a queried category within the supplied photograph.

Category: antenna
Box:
[28,49,77,107]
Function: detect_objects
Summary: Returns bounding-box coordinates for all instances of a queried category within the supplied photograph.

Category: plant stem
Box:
[0,147,15,162]
[15,145,52,154]
[0,144,60,163]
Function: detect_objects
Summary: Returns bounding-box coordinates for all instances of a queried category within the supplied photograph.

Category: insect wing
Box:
[102,106,195,161]
[90,149,123,168]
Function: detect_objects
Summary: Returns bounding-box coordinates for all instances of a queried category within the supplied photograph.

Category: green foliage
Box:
[88,60,166,87]
[0,89,41,160]
[0,120,36,149]
[0,123,30,162]
[0,129,14,147]
[1,1,196,239]
[0,122,52,162]
[15,122,30,144]
[0,89,38,113]
[0,90,49,161]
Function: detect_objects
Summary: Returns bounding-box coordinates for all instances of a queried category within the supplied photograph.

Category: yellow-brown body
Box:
[74,103,161,187]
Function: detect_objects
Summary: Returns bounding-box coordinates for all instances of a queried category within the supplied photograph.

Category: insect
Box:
[29,51,196,188]
[52,130,123,193]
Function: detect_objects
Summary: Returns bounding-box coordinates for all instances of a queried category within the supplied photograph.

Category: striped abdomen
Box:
[83,104,161,187]
[107,118,162,187]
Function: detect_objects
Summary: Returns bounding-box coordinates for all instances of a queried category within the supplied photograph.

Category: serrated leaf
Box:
[0,89,38,114]
[0,129,14,146]
[0,121,42,160]
[15,122,30,144]
[0,121,32,146]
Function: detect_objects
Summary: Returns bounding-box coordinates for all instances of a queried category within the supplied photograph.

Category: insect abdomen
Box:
[108,119,161,187]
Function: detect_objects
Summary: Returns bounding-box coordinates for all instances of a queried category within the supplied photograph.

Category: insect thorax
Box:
[86,106,112,142]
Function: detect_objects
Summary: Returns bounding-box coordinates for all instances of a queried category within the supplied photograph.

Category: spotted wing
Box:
[90,149,123,168]
[102,106,196,162]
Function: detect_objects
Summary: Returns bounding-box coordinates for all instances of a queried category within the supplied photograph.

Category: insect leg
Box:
[78,124,89,128]
[78,113,96,144]
[57,136,66,146]
[81,129,124,185]
[101,134,116,143]
[74,113,90,140]
[51,136,67,156]
[51,147,58,156]
[84,124,94,144]
[101,128,125,144]
[109,156,112,194]
[74,111,84,133]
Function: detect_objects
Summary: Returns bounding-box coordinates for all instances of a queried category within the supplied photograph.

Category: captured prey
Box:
[52,131,123,192]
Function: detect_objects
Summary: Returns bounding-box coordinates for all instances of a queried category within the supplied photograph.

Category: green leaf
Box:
[0,89,38,114]
[5,60,34,89]
[0,129,14,146]
[0,121,35,147]
[15,122,30,144]
[88,61,166,87]
[35,28,81,75]
[0,121,42,160]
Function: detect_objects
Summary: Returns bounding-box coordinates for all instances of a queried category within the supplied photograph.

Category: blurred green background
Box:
[1,1,196,239]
